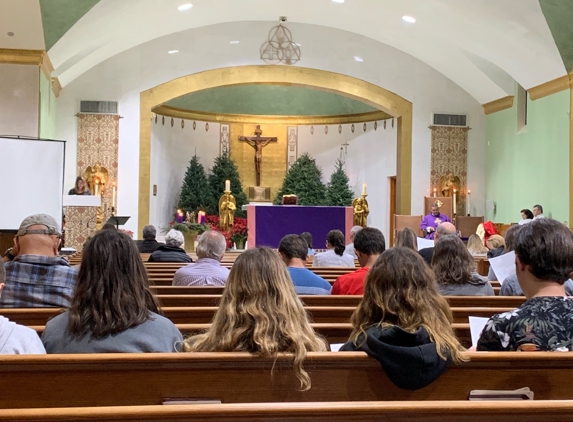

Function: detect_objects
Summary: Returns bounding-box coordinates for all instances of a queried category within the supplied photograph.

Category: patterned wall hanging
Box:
[287,126,298,170]
[220,124,230,155]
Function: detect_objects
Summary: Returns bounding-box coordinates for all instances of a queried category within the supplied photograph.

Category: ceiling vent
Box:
[433,113,467,127]
[80,101,118,114]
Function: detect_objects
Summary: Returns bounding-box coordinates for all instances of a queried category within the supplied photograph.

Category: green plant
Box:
[167,222,209,235]
[178,155,210,214]
[326,159,354,206]
[274,153,326,205]
[207,153,248,217]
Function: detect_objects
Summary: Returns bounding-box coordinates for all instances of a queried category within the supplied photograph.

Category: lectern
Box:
[63,195,101,251]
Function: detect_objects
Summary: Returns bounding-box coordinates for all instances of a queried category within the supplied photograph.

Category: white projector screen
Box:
[0,137,65,230]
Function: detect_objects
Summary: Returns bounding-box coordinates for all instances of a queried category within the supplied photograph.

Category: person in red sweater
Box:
[332,227,385,295]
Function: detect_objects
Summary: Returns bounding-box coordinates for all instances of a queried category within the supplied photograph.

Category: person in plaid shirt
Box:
[1,214,77,308]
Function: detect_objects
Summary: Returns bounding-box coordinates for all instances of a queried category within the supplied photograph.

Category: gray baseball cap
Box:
[17,214,62,236]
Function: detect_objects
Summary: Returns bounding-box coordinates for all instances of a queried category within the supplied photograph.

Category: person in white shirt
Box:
[533,204,545,220]
[518,209,533,225]
[344,226,363,259]
[313,230,355,267]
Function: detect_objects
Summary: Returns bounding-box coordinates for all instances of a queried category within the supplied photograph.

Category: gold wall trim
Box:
[0,48,44,65]
[51,77,62,98]
[482,96,514,115]
[40,52,54,79]
[152,105,391,125]
[529,75,571,101]
[139,65,413,235]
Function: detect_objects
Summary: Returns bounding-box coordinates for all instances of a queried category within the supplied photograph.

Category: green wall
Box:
[39,72,57,139]
[485,88,570,223]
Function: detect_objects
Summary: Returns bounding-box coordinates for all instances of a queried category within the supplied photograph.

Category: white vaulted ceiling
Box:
[1,0,567,104]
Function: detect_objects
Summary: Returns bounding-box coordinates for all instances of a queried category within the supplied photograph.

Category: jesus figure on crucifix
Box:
[239,125,278,186]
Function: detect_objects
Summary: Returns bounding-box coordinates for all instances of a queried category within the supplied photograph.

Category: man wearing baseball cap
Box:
[1,214,77,307]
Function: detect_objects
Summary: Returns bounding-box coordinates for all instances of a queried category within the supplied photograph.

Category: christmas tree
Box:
[178,155,210,213]
[326,159,354,206]
[207,153,248,217]
[274,153,327,205]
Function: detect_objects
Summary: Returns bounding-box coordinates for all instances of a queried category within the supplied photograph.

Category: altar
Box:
[246,205,354,249]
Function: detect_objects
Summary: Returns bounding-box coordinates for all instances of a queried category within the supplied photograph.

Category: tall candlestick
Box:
[112,183,117,209]
[362,183,367,196]
[453,189,457,214]
[433,188,437,198]
[467,190,471,216]
[225,180,231,192]
[95,181,99,196]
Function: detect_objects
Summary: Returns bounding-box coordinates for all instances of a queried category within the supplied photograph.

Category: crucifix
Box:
[239,125,278,186]
[339,141,349,165]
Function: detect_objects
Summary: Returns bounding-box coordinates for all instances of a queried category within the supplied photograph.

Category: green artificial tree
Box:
[207,153,248,217]
[274,153,327,205]
[178,155,210,213]
[326,159,354,206]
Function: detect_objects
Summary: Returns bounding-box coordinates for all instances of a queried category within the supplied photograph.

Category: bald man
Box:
[1,214,77,307]
[418,222,457,265]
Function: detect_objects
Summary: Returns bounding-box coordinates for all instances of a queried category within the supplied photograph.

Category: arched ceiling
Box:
[1,0,571,104]
[163,85,380,116]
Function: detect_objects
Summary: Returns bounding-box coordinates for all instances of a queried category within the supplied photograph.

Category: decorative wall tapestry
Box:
[220,124,230,155]
[287,126,298,170]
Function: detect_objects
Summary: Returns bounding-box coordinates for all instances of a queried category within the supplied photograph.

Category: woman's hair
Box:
[503,224,522,252]
[326,230,346,256]
[466,234,488,254]
[432,235,476,285]
[521,209,534,220]
[300,232,313,249]
[74,176,87,193]
[68,229,160,339]
[486,234,505,250]
[165,229,184,247]
[349,247,465,363]
[395,227,417,250]
[182,247,328,390]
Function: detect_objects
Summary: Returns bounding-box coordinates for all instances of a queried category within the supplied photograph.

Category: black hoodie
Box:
[339,325,451,390]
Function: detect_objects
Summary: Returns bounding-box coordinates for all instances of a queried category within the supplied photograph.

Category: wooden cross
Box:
[238,125,278,187]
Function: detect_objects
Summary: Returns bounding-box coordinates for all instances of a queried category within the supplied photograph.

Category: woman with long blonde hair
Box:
[182,247,328,390]
[341,247,465,390]
[466,234,488,255]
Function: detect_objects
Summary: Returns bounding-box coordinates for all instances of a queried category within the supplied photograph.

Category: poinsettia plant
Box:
[231,218,248,244]
[203,215,247,249]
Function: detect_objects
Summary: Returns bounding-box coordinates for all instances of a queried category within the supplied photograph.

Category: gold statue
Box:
[83,164,109,197]
[439,172,460,197]
[219,190,237,232]
[352,195,370,227]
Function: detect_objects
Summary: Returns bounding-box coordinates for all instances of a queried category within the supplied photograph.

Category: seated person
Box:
[42,229,182,353]
[418,222,456,265]
[68,176,91,195]
[466,234,488,255]
[0,265,45,354]
[332,227,385,295]
[182,247,328,391]
[344,226,363,258]
[478,219,573,351]
[172,231,229,286]
[1,214,77,307]
[395,227,417,251]
[135,225,161,253]
[312,230,355,267]
[421,201,451,239]
[300,232,315,256]
[432,235,494,296]
[148,229,192,263]
[487,234,506,280]
[340,247,465,390]
[278,234,331,295]
[518,208,533,226]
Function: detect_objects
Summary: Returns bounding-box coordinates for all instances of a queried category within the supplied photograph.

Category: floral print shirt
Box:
[477,297,573,352]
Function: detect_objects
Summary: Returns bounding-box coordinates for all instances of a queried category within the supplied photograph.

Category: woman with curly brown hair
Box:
[340,247,465,390]
[432,235,494,296]
[182,247,328,391]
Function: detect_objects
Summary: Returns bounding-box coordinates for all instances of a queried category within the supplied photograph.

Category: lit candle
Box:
[112,183,117,208]
[467,190,471,216]
[362,183,367,196]
[433,188,437,198]
[95,181,99,196]
[453,189,457,214]
[176,209,183,223]
[225,180,231,192]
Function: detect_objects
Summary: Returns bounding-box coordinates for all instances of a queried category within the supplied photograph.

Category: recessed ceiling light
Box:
[168,50,179,54]
[178,3,193,11]
[230,40,240,44]
[354,56,363,62]
[294,42,302,46]
[332,0,345,3]
[402,15,416,23]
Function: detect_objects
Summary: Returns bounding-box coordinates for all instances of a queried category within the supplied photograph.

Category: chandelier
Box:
[260,23,301,65]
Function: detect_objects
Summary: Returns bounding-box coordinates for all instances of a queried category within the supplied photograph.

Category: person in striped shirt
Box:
[172,231,229,286]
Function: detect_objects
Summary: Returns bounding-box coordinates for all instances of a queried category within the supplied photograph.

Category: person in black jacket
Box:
[135,225,161,253]
[148,230,192,263]
[340,247,465,390]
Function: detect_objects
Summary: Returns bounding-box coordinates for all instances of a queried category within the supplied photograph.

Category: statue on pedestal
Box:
[83,164,109,227]
[352,195,369,227]
[219,191,236,232]
[439,172,460,197]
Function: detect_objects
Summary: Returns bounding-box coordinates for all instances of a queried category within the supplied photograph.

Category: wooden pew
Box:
[0,352,572,409]
[2,401,572,421]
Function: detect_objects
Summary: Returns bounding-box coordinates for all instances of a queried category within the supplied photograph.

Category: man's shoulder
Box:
[418,247,434,255]
[336,267,367,282]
